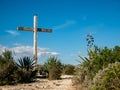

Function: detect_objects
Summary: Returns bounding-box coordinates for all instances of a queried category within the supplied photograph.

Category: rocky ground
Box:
[0,75,76,90]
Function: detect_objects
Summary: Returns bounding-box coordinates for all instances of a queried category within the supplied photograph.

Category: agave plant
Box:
[16,56,35,71]
[15,56,37,83]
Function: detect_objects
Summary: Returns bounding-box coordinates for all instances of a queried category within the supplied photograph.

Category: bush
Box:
[73,46,120,89]
[38,65,48,77]
[0,63,18,85]
[0,50,37,85]
[44,56,63,80]
[15,56,37,83]
[91,62,120,90]
[63,64,75,75]
[16,69,37,83]
[0,50,18,85]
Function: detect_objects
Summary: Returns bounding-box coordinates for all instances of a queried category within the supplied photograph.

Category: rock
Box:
[55,83,60,86]
[28,84,32,86]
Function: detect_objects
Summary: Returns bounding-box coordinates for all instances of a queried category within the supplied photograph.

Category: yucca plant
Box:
[16,56,35,71]
[15,56,37,83]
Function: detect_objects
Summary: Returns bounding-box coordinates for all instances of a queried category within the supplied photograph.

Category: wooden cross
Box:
[17,14,52,66]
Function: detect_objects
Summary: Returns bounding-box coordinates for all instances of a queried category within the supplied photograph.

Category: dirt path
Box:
[0,75,76,90]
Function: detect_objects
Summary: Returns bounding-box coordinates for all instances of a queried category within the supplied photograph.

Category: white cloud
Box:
[6,30,19,36]
[40,52,59,56]
[0,44,60,60]
[0,45,8,54]
[53,20,76,30]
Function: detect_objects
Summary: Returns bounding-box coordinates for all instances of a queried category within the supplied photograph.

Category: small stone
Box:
[28,84,32,86]
[56,84,60,86]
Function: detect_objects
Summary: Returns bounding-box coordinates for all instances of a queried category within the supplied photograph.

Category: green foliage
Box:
[63,64,75,75]
[73,46,120,89]
[15,56,37,83]
[0,50,37,85]
[0,50,17,85]
[44,56,63,80]
[91,62,120,90]
[16,69,37,83]
[0,50,14,68]
[0,63,18,85]
[16,56,35,71]
[38,64,48,76]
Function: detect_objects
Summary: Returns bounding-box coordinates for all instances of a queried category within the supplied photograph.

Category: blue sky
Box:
[0,0,120,65]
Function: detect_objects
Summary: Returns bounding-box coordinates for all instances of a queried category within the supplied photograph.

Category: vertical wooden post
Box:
[34,14,38,66]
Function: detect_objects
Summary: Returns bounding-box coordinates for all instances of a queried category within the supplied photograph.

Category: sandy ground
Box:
[0,75,76,90]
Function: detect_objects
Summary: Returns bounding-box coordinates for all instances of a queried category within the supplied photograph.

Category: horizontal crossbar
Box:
[17,27,52,33]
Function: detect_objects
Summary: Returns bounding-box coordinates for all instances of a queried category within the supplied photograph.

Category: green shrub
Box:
[0,63,18,85]
[38,65,48,76]
[16,56,35,71]
[91,62,120,90]
[63,64,75,75]
[16,69,37,83]
[0,50,17,85]
[44,56,63,80]
[15,56,37,83]
[0,50,37,85]
[73,46,120,89]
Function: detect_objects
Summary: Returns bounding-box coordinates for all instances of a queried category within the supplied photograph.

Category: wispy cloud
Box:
[53,20,76,30]
[0,44,60,60]
[40,52,60,56]
[6,30,19,36]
